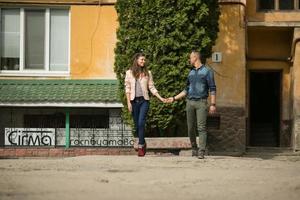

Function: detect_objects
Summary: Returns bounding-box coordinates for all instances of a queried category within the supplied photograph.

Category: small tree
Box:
[114,0,220,136]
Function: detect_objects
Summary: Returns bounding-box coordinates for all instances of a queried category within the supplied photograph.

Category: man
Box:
[168,50,216,159]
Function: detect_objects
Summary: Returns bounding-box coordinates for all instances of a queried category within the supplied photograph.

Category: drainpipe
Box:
[291,35,300,151]
[65,108,70,149]
[290,38,300,63]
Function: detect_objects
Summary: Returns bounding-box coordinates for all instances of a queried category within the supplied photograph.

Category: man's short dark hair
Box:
[191,50,205,63]
[191,50,201,59]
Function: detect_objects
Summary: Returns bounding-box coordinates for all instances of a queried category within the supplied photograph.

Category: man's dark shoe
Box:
[192,149,198,157]
[198,150,205,159]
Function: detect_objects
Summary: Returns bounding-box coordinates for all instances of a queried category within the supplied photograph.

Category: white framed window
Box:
[0,7,70,76]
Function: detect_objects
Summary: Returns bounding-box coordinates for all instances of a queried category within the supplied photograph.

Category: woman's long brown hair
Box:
[131,53,149,79]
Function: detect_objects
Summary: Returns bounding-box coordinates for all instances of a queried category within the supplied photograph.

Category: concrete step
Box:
[245,147,300,156]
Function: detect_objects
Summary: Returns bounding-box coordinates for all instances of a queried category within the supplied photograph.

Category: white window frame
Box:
[0,7,71,77]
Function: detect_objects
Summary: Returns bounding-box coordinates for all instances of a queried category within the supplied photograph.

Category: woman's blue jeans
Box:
[131,97,149,145]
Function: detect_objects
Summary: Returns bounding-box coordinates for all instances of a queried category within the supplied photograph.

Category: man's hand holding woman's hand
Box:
[159,97,167,103]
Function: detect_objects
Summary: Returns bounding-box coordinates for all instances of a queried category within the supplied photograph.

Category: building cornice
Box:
[0,0,245,6]
[248,21,300,27]
[0,0,116,5]
[0,102,123,108]
[218,0,246,6]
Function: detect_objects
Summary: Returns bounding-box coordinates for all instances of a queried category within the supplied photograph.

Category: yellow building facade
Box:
[0,0,300,152]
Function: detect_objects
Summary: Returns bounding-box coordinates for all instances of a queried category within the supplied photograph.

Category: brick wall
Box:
[0,107,248,158]
[0,147,136,158]
[208,107,246,152]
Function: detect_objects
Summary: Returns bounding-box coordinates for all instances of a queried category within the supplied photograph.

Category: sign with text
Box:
[5,128,55,146]
[56,128,134,147]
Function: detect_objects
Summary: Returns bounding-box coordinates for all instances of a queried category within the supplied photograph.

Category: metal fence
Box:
[1,109,134,147]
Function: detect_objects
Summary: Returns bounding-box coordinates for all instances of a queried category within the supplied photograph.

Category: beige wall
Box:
[70,5,117,79]
[208,3,246,107]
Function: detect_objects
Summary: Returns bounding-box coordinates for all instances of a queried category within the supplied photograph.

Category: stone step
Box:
[246,147,300,157]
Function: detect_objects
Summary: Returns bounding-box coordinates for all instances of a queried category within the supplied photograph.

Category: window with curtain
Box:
[50,9,69,71]
[25,9,45,70]
[0,9,20,70]
[279,0,294,10]
[0,8,69,73]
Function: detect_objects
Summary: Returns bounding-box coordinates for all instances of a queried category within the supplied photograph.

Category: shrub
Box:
[114,0,220,136]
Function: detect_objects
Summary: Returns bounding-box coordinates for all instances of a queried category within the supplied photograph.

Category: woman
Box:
[125,53,165,157]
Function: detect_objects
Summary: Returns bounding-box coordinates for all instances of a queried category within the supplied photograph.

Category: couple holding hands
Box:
[125,51,216,158]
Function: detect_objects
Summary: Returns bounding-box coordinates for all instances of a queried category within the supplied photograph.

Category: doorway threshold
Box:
[245,146,299,157]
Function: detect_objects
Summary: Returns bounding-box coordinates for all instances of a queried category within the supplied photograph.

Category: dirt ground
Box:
[1,154,300,200]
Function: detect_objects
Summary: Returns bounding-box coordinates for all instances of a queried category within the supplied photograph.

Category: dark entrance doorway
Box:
[249,71,281,147]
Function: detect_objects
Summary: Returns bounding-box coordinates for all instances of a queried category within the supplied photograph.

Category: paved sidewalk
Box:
[1,155,300,200]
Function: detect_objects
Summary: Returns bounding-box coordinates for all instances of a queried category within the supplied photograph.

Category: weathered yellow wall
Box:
[293,28,300,149]
[247,26,294,120]
[208,4,246,107]
[246,30,293,146]
[293,28,300,114]
[247,27,293,59]
[70,5,117,79]
[247,0,300,22]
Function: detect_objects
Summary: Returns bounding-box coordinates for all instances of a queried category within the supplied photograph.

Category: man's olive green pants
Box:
[186,99,208,151]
